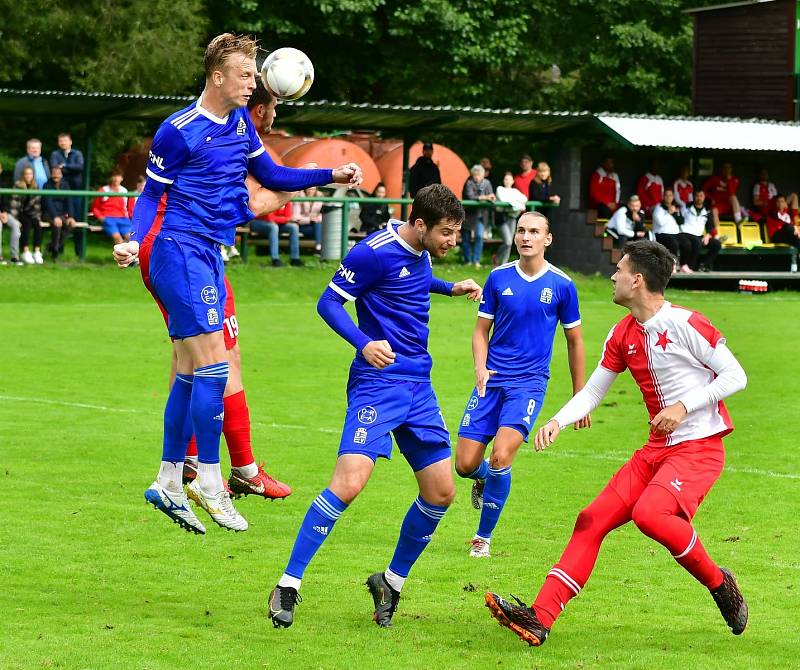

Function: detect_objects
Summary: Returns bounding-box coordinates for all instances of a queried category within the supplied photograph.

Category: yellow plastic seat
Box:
[716,221,740,247]
[739,222,763,247]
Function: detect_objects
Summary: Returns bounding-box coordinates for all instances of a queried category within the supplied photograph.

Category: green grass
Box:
[1,256,798,670]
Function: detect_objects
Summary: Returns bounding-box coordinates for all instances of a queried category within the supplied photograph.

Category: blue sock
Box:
[460,459,489,480]
[284,489,348,579]
[476,465,512,540]
[388,496,448,579]
[162,373,193,462]
[191,362,228,464]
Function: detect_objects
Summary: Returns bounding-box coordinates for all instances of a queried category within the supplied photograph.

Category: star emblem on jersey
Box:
[200,285,218,305]
[502,287,514,296]
[236,118,246,135]
[358,406,378,424]
[399,266,411,278]
[655,329,673,350]
[540,287,553,304]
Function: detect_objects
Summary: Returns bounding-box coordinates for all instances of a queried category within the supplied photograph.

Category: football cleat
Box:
[268,585,302,628]
[186,479,248,532]
[471,478,485,510]
[711,567,748,635]
[485,592,549,647]
[366,572,401,628]
[144,481,206,534]
[228,464,292,500]
[469,537,491,558]
[182,460,198,485]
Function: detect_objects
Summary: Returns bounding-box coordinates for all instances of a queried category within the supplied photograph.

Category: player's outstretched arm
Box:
[472,317,495,397]
[451,279,482,301]
[564,325,591,430]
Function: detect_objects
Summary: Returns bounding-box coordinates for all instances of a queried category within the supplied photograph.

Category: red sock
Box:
[223,390,254,468]
[185,436,198,458]
[632,485,723,590]
[533,484,631,628]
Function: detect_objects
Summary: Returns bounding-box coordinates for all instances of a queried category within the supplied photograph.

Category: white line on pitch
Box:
[0,395,143,413]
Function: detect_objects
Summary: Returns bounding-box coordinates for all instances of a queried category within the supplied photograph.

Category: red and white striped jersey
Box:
[599,301,733,446]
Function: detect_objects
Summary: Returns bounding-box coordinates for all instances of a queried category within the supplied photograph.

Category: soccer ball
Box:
[261,48,314,101]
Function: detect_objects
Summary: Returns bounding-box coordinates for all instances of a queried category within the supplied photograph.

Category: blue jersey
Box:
[326,221,445,382]
[478,260,581,388]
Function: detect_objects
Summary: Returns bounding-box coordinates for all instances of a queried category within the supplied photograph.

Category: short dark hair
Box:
[408,184,464,229]
[521,154,532,162]
[57,132,71,139]
[622,239,673,294]
[372,182,386,195]
[247,79,275,110]
[109,168,124,178]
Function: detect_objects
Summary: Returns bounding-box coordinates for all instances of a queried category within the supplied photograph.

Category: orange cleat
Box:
[484,592,549,647]
[228,464,292,500]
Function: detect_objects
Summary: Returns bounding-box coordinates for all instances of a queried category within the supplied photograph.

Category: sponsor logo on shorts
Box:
[207,308,219,325]
[467,396,479,411]
[236,118,247,136]
[540,287,553,304]
[522,416,530,424]
[462,414,471,427]
[201,285,218,305]
[312,525,329,535]
[358,406,377,424]
[353,427,368,444]
[670,477,683,492]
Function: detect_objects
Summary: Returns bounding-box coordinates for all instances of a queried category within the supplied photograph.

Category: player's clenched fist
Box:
[362,339,396,369]
[475,367,496,397]
[452,279,482,302]
[332,163,364,187]
[113,240,140,268]
[534,419,561,452]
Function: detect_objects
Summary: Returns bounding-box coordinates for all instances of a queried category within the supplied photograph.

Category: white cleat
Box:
[144,481,206,534]
[187,479,248,532]
[469,537,491,558]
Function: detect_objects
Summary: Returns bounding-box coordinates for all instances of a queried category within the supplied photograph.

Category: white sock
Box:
[278,574,302,590]
[384,568,405,592]
[232,461,258,478]
[185,454,198,466]
[474,535,491,543]
[157,461,183,492]
[198,461,225,494]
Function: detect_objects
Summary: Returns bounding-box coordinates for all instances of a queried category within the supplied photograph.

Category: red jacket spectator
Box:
[765,201,797,240]
[512,155,536,198]
[751,168,777,221]
[702,164,740,216]
[261,201,292,224]
[91,184,129,220]
[636,172,664,214]
[673,178,694,208]
[589,161,621,213]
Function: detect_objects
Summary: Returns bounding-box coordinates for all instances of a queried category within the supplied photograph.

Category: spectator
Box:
[49,132,85,216]
[0,161,23,264]
[765,194,800,249]
[91,168,130,244]
[359,182,391,235]
[494,171,527,266]
[127,175,147,218]
[293,185,324,253]
[652,189,690,272]
[680,190,721,272]
[408,142,441,196]
[750,167,777,222]
[636,159,664,216]
[480,156,498,190]
[512,154,537,199]
[14,138,50,189]
[251,200,297,267]
[606,194,645,245]
[672,165,694,208]
[588,156,621,218]
[461,164,495,267]
[702,162,743,225]
[529,161,561,206]
[10,166,44,264]
[42,166,76,259]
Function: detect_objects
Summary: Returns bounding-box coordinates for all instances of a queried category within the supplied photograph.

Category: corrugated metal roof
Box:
[595,113,800,151]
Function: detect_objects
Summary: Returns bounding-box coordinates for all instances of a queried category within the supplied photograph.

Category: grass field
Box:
[1,255,798,670]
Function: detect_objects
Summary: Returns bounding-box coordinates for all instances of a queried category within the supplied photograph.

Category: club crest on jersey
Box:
[236,118,247,135]
[207,308,219,326]
[337,264,356,283]
[358,406,377,424]
[540,287,553,304]
[467,396,479,410]
[201,285,218,305]
[353,427,368,444]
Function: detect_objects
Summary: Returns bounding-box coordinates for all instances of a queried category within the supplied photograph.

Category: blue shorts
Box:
[103,216,131,237]
[339,378,451,472]
[458,385,546,444]
[148,231,226,340]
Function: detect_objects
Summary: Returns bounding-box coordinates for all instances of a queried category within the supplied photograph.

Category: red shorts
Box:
[139,236,239,349]
[608,435,725,520]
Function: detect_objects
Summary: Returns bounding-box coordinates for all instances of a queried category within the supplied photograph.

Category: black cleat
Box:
[268,585,301,629]
[711,567,748,635]
[366,572,401,628]
[471,478,486,510]
[485,592,549,647]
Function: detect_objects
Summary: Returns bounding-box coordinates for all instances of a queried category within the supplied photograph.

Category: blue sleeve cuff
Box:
[430,276,454,296]
[317,288,371,351]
